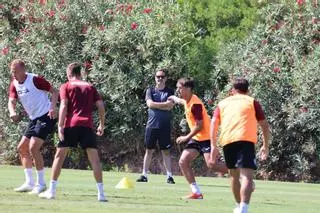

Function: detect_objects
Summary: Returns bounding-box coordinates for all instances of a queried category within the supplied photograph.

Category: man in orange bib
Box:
[169,77,227,199]
[210,78,270,213]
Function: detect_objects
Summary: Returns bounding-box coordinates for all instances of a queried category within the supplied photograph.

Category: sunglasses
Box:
[156,75,166,79]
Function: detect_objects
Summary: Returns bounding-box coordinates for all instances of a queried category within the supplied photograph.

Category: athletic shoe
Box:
[98,194,108,202]
[39,190,55,199]
[136,175,148,182]
[28,184,47,195]
[183,193,203,199]
[167,176,175,184]
[233,207,240,213]
[14,183,34,192]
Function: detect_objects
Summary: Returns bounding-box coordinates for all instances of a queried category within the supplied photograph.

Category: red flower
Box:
[0,4,4,9]
[299,107,308,113]
[99,25,105,31]
[261,39,268,45]
[312,17,317,24]
[207,99,213,105]
[297,0,305,6]
[1,46,9,55]
[273,66,281,73]
[125,4,133,14]
[81,25,88,34]
[131,22,138,30]
[19,7,25,12]
[59,0,65,4]
[48,10,55,18]
[105,9,113,15]
[60,15,67,21]
[20,27,29,33]
[39,0,47,5]
[84,60,92,70]
[143,8,152,14]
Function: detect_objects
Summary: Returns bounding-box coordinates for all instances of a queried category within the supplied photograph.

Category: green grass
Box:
[0,165,319,213]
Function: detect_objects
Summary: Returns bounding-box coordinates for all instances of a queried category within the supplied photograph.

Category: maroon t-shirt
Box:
[60,80,101,129]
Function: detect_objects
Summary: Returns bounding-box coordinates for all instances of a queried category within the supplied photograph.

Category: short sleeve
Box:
[59,83,68,100]
[254,100,266,121]
[92,86,102,102]
[9,82,18,99]
[191,104,203,121]
[145,87,152,101]
[33,76,52,91]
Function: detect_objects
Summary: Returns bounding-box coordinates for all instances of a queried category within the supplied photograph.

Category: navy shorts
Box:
[58,126,97,149]
[144,127,171,150]
[223,141,257,170]
[24,113,56,141]
[184,139,211,155]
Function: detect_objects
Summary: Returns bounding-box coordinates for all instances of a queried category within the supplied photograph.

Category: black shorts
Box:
[24,113,57,141]
[144,127,171,150]
[58,126,97,149]
[184,139,211,155]
[223,141,257,170]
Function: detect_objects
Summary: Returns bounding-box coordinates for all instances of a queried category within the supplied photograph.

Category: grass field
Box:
[0,165,319,213]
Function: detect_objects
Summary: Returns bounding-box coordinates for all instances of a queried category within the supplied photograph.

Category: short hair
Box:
[177,77,195,89]
[10,59,25,71]
[233,78,249,93]
[155,69,166,76]
[67,63,81,77]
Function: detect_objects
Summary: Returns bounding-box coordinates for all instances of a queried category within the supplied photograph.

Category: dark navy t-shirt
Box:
[145,87,174,129]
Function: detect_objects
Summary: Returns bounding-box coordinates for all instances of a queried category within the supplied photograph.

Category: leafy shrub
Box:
[215,1,320,181]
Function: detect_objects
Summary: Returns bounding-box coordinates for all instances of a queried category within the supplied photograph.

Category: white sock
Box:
[235,203,240,208]
[96,182,104,195]
[36,169,45,186]
[190,182,201,194]
[24,168,34,186]
[239,202,248,213]
[142,170,148,177]
[166,172,173,178]
[49,180,57,193]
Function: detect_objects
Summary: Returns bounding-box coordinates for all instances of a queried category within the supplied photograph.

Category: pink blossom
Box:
[84,60,92,70]
[131,22,138,30]
[297,0,305,6]
[273,66,281,73]
[1,46,9,55]
[143,8,152,14]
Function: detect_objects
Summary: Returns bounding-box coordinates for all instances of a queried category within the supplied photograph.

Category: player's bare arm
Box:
[176,119,203,144]
[8,97,21,123]
[48,87,59,119]
[95,100,105,136]
[209,117,220,164]
[58,99,68,141]
[258,119,271,161]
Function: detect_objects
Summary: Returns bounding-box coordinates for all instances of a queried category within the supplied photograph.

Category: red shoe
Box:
[183,193,203,199]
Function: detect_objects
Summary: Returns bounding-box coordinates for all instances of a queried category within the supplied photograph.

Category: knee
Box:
[179,157,188,169]
[29,145,38,156]
[17,144,28,155]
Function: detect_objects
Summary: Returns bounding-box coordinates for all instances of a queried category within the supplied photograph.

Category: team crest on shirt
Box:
[17,88,30,95]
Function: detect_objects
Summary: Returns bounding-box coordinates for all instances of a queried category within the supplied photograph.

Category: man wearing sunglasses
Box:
[137,70,175,184]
